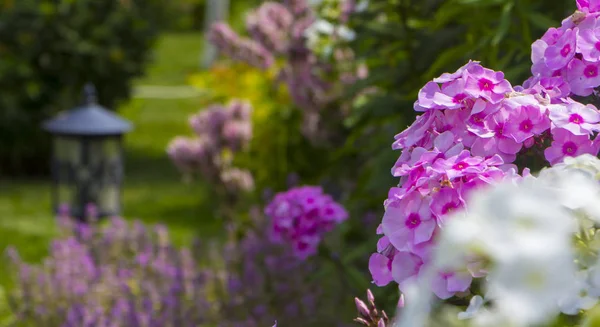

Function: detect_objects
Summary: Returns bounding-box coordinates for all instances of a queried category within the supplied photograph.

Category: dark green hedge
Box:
[0,0,166,175]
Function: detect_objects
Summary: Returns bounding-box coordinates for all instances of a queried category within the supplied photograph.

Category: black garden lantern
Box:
[43,84,133,220]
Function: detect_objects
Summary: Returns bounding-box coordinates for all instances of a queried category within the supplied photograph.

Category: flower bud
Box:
[355,297,370,318]
[382,310,389,321]
[398,293,405,308]
[367,289,375,306]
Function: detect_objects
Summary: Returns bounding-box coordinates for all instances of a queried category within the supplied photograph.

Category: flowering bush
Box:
[369,58,600,298]
[208,0,362,143]
[6,214,215,326]
[214,207,354,327]
[187,63,306,193]
[528,0,600,97]
[339,0,574,230]
[167,99,255,201]
[264,186,348,259]
[5,198,358,327]
[395,154,600,326]
[367,2,600,326]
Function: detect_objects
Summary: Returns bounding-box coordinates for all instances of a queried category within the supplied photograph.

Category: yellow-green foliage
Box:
[188,61,305,192]
[188,61,289,117]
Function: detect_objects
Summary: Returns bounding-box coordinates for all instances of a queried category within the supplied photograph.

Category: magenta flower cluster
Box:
[369,57,600,300]
[167,100,254,193]
[264,186,348,259]
[528,1,600,97]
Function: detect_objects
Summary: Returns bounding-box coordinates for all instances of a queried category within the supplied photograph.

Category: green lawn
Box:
[138,32,205,86]
[0,32,223,295]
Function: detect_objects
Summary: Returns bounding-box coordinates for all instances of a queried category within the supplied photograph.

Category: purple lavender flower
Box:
[6,216,216,326]
[8,203,357,327]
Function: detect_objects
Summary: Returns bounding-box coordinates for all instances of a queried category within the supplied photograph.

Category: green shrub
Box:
[0,0,166,175]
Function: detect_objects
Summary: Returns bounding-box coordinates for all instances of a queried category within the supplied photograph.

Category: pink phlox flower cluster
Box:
[578,0,600,14]
[220,168,255,192]
[544,98,600,164]
[373,58,600,300]
[395,61,526,164]
[396,60,600,168]
[168,100,252,171]
[371,62,579,300]
[370,147,508,299]
[530,6,600,96]
[372,0,600,306]
[166,137,214,175]
[264,186,348,260]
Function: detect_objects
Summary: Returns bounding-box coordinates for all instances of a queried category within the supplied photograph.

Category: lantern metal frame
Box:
[43,84,132,220]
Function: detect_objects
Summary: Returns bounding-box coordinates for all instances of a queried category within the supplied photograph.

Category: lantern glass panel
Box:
[53,137,81,212]
[99,185,120,215]
[87,137,122,216]
[54,136,81,164]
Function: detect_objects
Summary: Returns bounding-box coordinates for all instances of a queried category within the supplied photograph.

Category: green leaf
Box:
[341,242,374,265]
[424,43,473,78]
[582,304,600,327]
[528,12,559,30]
[492,1,514,46]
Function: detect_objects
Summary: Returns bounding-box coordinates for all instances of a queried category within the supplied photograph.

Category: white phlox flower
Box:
[458,295,485,320]
[558,270,598,315]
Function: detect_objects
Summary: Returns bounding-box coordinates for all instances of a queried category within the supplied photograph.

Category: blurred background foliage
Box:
[0,0,166,176]
[174,0,581,294]
[0,0,261,177]
[188,62,300,193]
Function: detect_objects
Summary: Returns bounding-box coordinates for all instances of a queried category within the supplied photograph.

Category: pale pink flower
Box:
[549,101,600,135]
[544,128,598,165]
[430,270,473,300]
[391,251,424,292]
[544,28,577,70]
[566,58,600,96]
[369,253,394,287]
[430,188,463,225]
[464,66,513,103]
[382,191,436,251]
